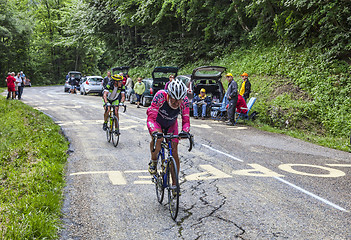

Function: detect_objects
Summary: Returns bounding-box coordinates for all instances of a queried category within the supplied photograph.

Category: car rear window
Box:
[153,72,176,79]
[194,70,222,77]
[89,78,103,82]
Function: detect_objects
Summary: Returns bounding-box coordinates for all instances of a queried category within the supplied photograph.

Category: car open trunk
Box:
[151,66,178,93]
[191,66,226,102]
[111,66,130,76]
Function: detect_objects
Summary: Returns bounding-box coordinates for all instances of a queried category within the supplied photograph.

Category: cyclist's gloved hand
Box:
[105,102,111,107]
[179,131,190,138]
[119,102,124,106]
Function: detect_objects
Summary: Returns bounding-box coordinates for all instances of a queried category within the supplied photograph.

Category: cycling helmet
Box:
[111,74,123,81]
[167,79,187,100]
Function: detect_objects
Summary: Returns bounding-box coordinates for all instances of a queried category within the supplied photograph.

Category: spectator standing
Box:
[14,73,20,99]
[239,72,251,102]
[125,74,133,99]
[103,71,111,89]
[134,77,145,108]
[192,88,211,120]
[6,72,16,100]
[16,72,24,99]
[69,74,77,94]
[125,74,133,89]
[225,73,238,125]
[164,75,175,90]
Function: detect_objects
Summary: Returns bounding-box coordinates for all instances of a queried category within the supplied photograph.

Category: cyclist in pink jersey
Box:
[147,79,190,175]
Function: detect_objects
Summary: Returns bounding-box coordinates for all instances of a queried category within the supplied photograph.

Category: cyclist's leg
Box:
[148,123,163,174]
[168,122,180,185]
[103,100,110,130]
[112,99,120,121]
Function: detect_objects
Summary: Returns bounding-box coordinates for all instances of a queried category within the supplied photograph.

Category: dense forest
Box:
[1,0,350,82]
[1,0,350,147]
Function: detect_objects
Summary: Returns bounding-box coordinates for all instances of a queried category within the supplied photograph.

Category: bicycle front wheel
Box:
[155,154,164,203]
[111,116,120,147]
[106,118,111,142]
[168,156,180,220]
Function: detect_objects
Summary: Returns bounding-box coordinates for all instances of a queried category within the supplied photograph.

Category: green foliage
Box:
[0,97,69,239]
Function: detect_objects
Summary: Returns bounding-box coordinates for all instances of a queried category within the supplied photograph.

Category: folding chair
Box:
[211,94,229,121]
[234,97,257,125]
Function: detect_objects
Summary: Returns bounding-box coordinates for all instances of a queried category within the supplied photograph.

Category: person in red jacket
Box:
[236,94,248,114]
[6,72,16,100]
[226,94,248,114]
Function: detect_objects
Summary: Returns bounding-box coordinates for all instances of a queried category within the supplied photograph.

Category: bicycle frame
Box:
[152,131,194,220]
[156,140,174,189]
[105,104,126,147]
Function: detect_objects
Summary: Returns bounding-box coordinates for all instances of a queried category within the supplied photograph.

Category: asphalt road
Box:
[18,86,351,239]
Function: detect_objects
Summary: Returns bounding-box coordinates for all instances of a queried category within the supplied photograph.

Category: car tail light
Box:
[150,88,153,95]
[86,80,89,85]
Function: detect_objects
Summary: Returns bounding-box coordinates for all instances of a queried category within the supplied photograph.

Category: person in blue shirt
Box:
[192,88,211,119]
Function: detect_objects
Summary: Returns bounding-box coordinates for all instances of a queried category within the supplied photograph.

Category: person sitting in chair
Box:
[192,88,211,120]
[236,94,248,114]
[226,94,247,114]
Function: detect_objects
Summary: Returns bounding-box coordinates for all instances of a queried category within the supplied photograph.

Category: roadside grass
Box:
[0,97,69,239]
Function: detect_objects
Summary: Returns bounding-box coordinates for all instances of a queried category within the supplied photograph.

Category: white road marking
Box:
[70,171,127,185]
[200,144,348,212]
[326,164,351,167]
[201,144,244,162]
[278,164,346,178]
[108,171,127,185]
[274,176,348,212]
[186,165,232,181]
[232,164,284,177]
[192,124,212,129]
[134,180,153,185]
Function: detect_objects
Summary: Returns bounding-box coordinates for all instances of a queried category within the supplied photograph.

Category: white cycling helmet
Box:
[167,79,187,100]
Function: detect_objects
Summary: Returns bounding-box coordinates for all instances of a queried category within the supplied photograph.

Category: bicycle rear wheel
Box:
[106,117,111,142]
[155,154,164,203]
[111,116,120,147]
[168,156,180,220]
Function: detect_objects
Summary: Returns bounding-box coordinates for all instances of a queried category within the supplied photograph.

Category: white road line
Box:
[201,144,244,162]
[201,143,348,212]
[274,176,348,212]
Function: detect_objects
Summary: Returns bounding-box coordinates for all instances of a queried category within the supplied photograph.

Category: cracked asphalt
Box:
[18,86,351,239]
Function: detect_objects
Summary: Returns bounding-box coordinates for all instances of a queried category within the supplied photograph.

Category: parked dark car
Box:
[175,74,193,101]
[64,71,82,92]
[189,66,226,115]
[129,78,154,107]
[151,66,179,96]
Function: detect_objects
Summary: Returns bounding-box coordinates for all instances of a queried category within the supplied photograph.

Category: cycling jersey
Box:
[104,81,126,102]
[147,90,190,133]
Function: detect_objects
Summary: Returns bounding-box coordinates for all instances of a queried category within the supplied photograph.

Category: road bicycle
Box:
[151,130,194,220]
[105,103,126,147]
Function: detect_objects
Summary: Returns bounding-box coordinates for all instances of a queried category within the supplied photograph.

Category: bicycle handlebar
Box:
[105,103,127,113]
[152,132,194,152]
